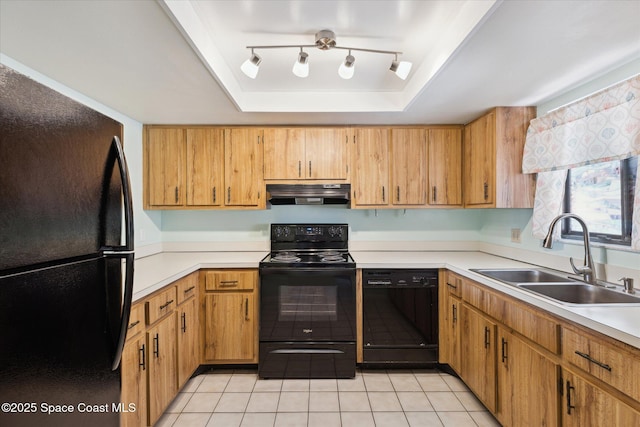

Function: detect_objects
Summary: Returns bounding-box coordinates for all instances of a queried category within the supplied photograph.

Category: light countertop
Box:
[133,250,640,350]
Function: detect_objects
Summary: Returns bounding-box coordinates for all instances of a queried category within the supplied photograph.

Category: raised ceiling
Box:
[1,0,639,125]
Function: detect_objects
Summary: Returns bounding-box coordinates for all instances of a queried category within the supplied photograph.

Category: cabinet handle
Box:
[298,161,301,178]
[181,312,187,333]
[184,286,195,294]
[139,343,146,370]
[244,298,249,321]
[574,351,612,372]
[128,320,140,330]
[397,186,400,203]
[212,187,216,203]
[501,337,508,363]
[153,333,159,358]
[159,299,174,310]
[227,187,231,204]
[309,161,312,177]
[219,280,239,288]
[447,282,458,290]
[432,186,437,202]
[483,182,489,201]
[452,304,457,323]
[382,186,385,202]
[566,380,576,415]
[484,326,490,348]
[175,187,179,203]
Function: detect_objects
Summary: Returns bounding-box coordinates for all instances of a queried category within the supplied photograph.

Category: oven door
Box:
[259,267,356,342]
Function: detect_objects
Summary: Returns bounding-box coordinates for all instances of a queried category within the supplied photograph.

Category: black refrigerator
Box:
[0,64,134,426]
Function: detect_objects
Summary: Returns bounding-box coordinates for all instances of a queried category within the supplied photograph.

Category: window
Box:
[563,157,637,245]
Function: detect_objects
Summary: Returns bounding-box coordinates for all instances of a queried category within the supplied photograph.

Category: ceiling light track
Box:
[241,30,412,80]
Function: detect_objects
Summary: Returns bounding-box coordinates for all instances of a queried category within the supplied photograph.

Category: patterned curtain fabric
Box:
[523,74,640,250]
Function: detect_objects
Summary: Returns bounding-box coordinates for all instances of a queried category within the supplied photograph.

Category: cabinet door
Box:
[460,305,497,412]
[120,335,147,427]
[464,112,495,206]
[177,297,199,388]
[428,128,462,206]
[147,128,185,206]
[147,312,177,426]
[204,292,255,361]
[440,293,462,374]
[263,128,305,179]
[224,128,263,206]
[304,128,349,179]
[186,128,223,206]
[497,327,560,427]
[563,369,640,427]
[391,128,427,206]
[352,128,390,207]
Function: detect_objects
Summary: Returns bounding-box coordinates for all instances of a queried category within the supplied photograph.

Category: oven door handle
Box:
[270,349,345,354]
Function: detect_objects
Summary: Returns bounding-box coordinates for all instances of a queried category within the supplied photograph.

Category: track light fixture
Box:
[240,30,411,80]
[292,49,309,78]
[240,49,261,79]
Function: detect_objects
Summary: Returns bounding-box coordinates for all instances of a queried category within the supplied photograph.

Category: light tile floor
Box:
[155,368,501,427]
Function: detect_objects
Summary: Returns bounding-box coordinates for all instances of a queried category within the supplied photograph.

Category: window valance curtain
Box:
[522,74,640,250]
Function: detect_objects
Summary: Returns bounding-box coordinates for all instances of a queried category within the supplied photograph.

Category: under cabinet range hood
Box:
[266,184,351,206]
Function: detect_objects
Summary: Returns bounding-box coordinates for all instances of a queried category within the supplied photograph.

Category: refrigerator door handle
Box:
[102,136,135,370]
[111,253,134,370]
[103,136,134,255]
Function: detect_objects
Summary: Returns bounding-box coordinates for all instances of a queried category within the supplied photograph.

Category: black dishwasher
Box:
[362,269,438,366]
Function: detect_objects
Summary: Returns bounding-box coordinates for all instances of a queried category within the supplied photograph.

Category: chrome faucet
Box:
[542,213,598,286]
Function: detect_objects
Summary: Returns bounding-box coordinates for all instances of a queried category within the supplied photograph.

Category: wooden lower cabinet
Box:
[496,327,560,426]
[177,296,199,388]
[204,292,256,362]
[562,368,640,426]
[202,269,258,364]
[147,311,177,426]
[120,333,147,427]
[460,304,497,413]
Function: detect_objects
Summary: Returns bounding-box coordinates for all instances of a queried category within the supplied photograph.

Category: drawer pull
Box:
[159,299,174,310]
[184,286,196,294]
[574,351,612,372]
[219,280,239,287]
[447,282,458,290]
[128,320,140,330]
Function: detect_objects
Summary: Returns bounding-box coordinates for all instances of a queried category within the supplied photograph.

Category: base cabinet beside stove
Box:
[201,269,259,363]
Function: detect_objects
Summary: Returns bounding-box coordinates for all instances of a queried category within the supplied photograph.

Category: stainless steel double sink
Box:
[471,268,640,305]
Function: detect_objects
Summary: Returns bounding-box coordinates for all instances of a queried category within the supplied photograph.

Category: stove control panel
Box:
[270,224,348,243]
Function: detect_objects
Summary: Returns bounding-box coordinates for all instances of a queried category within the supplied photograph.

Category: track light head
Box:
[292,50,309,78]
[241,50,261,79]
[390,58,412,80]
[338,53,355,80]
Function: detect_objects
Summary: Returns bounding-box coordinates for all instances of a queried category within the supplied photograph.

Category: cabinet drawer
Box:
[445,271,463,297]
[563,326,640,402]
[126,303,145,340]
[204,270,257,291]
[146,286,177,325]
[504,303,559,354]
[176,272,198,305]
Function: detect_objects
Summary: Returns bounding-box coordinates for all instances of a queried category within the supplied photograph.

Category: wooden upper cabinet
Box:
[224,128,264,207]
[305,128,349,180]
[263,127,348,181]
[391,128,427,206]
[186,128,223,206]
[351,128,390,207]
[263,128,306,179]
[463,107,536,208]
[146,127,185,207]
[428,127,462,206]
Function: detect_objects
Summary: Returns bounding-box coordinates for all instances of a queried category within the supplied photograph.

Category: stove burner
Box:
[319,251,341,257]
[271,252,301,263]
[321,255,346,263]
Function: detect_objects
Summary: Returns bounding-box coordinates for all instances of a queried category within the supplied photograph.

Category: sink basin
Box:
[517,283,640,305]
[471,268,571,284]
